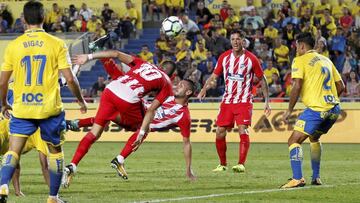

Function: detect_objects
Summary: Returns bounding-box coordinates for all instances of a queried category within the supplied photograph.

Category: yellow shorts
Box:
[22,129,48,156]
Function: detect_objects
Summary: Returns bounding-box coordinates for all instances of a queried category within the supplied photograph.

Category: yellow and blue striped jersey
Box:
[291,50,342,111]
[1,28,71,119]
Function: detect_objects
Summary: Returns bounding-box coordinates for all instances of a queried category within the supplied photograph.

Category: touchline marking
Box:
[135,183,360,203]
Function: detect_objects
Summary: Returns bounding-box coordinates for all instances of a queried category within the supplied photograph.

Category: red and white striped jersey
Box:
[214,49,263,104]
[144,96,191,138]
[106,57,173,104]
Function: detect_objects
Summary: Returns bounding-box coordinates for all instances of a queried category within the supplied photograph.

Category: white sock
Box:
[70,163,77,173]
[48,195,57,199]
[116,155,124,164]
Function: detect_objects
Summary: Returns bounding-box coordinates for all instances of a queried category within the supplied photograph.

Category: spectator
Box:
[269,73,283,97]
[297,0,313,18]
[0,14,8,33]
[90,76,106,97]
[138,44,154,63]
[87,15,102,33]
[196,1,213,26]
[282,9,299,28]
[299,8,316,28]
[315,37,329,58]
[302,21,317,37]
[105,12,121,45]
[273,38,289,67]
[79,3,93,22]
[176,51,193,78]
[155,32,171,61]
[176,33,192,61]
[243,8,264,30]
[180,14,200,40]
[352,0,360,16]
[166,0,184,16]
[68,5,78,23]
[330,28,347,72]
[0,3,13,27]
[332,0,347,20]
[239,0,255,17]
[148,0,166,21]
[356,9,360,28]
[46,3,63,28]
[281,0,292,17]
[283,23,298,47]
[315,0,331,19]
[184,61,201,82]
[12,13,25,33]
[204,74,223,97]
[204,27,231,58]
[263,59,280,85]
[92,23,106,40]
[74,14,87,32]
[220,0,230,21]
[51,17,66,32]
[250,29,264,51]
[256,0,272,24]
[120,0,138,38]
[192,41,208,62]
[224,8,240,30]
[273,10,286,30]
[101,3,114,23]
[339,7,353,32]
[345,70,360,98]
[263,22,278,43]
[320,8,337,38]
[256,43,272,61]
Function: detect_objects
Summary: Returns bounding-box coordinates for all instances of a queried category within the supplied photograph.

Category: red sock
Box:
[78,117,95,128]
[120,131,147,159]
[71,132,97,165]
[239,134,250,165]
[216,137,227,166]
[120,133,138,159]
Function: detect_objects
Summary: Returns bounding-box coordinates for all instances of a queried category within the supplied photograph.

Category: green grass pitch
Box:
[9,142,360,202]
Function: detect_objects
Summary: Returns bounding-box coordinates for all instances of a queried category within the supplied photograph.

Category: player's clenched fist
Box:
[78,101,88,114]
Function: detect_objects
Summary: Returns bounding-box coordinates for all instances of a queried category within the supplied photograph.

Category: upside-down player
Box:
[198,30,271,173]
[0,1,87,203]
[63,49,174,186]
[281,32,345,188]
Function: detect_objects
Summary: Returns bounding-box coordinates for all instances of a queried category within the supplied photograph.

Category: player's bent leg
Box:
[280,131,308,189]
[213,127,228,172]
[0,135,27,203]
[309,136,322,185]
[233,125,249,173]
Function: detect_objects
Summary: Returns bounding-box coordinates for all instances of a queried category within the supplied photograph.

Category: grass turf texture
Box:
[8,142,360,202]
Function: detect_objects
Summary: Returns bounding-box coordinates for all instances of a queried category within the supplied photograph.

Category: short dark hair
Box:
[142,44,149,48]
[162,60,177,76]
[183,79,196,97]
[296,32,315,48]
[24,1,45,25]
[230,29,246,38]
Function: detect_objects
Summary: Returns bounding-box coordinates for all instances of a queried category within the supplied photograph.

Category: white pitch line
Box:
[135,183,360,203]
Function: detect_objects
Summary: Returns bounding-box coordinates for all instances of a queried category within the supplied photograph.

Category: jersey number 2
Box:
[321,66,331,90]
[21,55,47,86]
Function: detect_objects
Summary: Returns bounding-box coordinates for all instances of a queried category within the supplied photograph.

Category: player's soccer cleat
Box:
[89,34,110,52]
[212,164,228,172]
[47,196,67,203]
[0,184,9,203]
[65,120,80,131]
[311,178,322,185]
[280,178,306,189]
[62,164,77,188]
[110,158,128,180]
[232,164,246,173]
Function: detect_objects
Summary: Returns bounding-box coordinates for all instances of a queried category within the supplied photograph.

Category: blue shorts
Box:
[10,111,66,146]
[294,105,341,138]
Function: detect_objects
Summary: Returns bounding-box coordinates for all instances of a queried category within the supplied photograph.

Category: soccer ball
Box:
[161,16,183,38]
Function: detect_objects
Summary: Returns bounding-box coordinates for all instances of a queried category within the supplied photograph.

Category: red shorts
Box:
[216,102,253,128]
[94,89,144,130]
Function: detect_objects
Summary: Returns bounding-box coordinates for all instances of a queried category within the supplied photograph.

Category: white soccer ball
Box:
[161,16,183,38]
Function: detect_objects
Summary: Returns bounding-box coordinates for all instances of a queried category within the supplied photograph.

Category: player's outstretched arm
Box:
[197,73,218,100]
[260,75,271,117]
[72,50,134,65]
[183,137,196,181]
[60,68,87,114]
[132,99,162,150]
[283,78,303,122]
[0,70,13,118]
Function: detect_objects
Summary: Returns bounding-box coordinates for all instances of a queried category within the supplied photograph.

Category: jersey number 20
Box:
[21,55,47,86]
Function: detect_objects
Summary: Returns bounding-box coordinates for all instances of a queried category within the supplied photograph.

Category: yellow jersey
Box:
[87,19,102,33]
[264,28,279,39]
[1,28,71,119]
[138,51,154,64]
[274,45,289,63]
[264,67,280,84]
[291,50,342,111]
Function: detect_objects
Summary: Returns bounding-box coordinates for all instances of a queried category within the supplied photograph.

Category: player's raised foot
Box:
[0,184,9,203]
[89,34,110,52]
[65,120,80,131]
[47,196,67,203]
[280,178,306,189]
[232,164,246,173]
[62,163,77,188]
[110,158,128,180]
[311,178,322,185]
[212,164,228,172]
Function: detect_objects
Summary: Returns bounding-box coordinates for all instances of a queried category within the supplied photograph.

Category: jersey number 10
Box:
[21,55,47,86]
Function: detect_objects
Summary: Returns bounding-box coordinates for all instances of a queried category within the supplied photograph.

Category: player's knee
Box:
[237,125,248,134]
[216,127,227,138]
[47,144,62,154]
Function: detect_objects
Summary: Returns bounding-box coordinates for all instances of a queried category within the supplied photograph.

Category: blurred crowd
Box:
[1,0,360,100]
